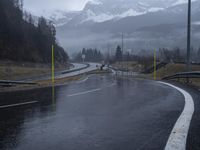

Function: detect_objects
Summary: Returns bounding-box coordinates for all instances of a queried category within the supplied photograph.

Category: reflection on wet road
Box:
[0,75,184,150]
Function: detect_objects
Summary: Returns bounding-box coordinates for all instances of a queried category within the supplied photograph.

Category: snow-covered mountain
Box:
[35,10,79,27]
[54,0,200,54]
[81,0,179,23]
[51,0,197,26]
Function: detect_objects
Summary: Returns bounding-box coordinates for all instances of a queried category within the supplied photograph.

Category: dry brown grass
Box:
[0,66,51,80]
[0,75,82,93]
[0,61,69,80]
[148,63,200,79]
[112,61,143,72]
[147,63,200,88]
[0,69,110,93]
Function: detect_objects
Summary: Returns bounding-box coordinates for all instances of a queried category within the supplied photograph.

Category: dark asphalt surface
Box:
[0,75,198,150]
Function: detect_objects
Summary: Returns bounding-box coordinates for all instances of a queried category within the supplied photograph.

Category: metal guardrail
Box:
[61,64,90,74]
[0,80,37,87]
[16,63,90,81]
[0,63,90,87]
[162,71,200,80]
[109,66,138,76]
[109,66,130,72]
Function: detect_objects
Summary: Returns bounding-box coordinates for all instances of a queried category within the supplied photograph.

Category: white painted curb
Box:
[159,82,194,150]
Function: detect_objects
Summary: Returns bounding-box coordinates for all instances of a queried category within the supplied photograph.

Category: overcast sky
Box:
[24,0,90,16]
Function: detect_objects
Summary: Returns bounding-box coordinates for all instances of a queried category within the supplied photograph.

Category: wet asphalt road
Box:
[0,75,197,150]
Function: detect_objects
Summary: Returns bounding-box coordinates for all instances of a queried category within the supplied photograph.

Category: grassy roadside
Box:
[0,61,70,80]
[148,63,200,79]
[0,69,110,93]
[111,61,143,72]
[147,63,200,89]
[112,61,200,89]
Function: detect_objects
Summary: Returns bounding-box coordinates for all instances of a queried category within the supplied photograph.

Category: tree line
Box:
[74,48,103,62]
[74,45,200,64]
[0,0,68,63]
[113,45,200,64]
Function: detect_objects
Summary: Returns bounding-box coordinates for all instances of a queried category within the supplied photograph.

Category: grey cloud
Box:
[23,0,90,16]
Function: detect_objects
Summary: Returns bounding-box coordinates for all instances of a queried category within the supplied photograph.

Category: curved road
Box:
[0,75,199,150]
[20,63,90,81]
[56,63,100,79]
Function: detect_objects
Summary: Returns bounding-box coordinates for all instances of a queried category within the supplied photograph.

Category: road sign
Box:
[82,54,85,59]
[82,54,86,62]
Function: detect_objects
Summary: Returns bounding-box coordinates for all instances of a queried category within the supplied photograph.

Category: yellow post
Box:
[154,49,157,80]
[52,45,55,111]
[52,45,55,84]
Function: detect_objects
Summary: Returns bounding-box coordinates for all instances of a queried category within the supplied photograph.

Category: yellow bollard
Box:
[52,45,55,84]
[154,49,157,80]
[52,45,55,111]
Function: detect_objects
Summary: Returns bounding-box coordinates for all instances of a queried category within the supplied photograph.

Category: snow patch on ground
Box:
[119,9,146,18]
[84,9,148,23]
[84,7,165,23]
[86,12,114,22]
[148,7,164,12]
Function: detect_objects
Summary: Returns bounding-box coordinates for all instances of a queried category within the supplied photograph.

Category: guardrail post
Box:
[186,75,189,84]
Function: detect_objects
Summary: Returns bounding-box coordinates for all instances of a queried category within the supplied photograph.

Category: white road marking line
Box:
[68,88,101,97]
[159,81,194,150]
[0,101,38,109]
[76,77,89,84]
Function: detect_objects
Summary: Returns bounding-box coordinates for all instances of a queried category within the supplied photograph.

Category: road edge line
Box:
[76,77,89,84]
[159,81,194,150]
[68,88,101,97]
[0,101,38,109]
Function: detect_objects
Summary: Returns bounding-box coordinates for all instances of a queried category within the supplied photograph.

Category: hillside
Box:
[0,0,68,63]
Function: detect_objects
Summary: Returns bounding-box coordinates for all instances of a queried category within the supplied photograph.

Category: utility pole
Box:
[187,0,191,72]
[121,33,124,75]
[122,33,124,57]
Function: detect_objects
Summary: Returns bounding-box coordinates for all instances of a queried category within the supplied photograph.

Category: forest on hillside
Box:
[0,0,68,63]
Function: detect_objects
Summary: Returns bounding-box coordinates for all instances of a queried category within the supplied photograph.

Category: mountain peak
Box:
[52,0,198,26]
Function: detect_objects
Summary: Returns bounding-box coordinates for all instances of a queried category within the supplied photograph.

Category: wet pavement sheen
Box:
[0,75,184,150]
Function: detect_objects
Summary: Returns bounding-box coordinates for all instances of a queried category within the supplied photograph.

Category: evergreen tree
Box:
[197,48,200,62]
[74,48,103,62]
[198,48,200,57]
[0,0,68,63]
[115,45,122,61]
